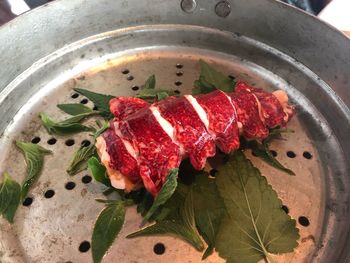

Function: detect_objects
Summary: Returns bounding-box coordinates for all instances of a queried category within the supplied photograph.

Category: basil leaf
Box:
[57,104,93,115]
[0,173,21,223]
[73,88,115,119]
[142,168,178,224]
[67,144,96,176]
[215,151,299,262]
[92,201,125,263]
[192,60,235,94]
[39,112,95,135]
[143,74,156,90]
[16,142,51,200]
[127,189,204,251]
[192,174,226,259]
[88,157,111,187]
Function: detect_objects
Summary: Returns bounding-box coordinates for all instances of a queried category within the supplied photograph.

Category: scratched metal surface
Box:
[0,1,349,263]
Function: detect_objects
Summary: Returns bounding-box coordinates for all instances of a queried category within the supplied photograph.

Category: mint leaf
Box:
[16,142,51,200]
[92,201,125,263]
[0,173,21,223]
[192,60,235,94]
[57,104,93,115]
[143,74,156,90]
[192,174,226,259]
[215,151,299,263]
[67,144,96,176]
[39,112,95,135]
[73,88,115,119]
[127,189,204,251]
[142,168,178,224]
[88,157,111,187]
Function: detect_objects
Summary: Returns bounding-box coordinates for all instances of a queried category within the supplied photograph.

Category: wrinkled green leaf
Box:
[39,112,95,135]
[142,169,178,224]
[127,190,204,251]
[16,142,51,200]
[0,173,21,223]
[88,157,111,187]
[192,174,226,259]
[67,144,96,176]
[92,201,125,263]
[192,60,235,95]
[143,74,156,90]
[215,151,299,263]
[57,104,93,115]
[74,88,115,118]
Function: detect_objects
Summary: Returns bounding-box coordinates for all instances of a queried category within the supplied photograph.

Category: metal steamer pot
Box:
[0,0,349,262]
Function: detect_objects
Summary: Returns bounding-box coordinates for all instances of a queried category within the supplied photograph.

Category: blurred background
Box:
[0,0,349,35]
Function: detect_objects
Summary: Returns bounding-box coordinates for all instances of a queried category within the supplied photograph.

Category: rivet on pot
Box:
[215,1,231,18]
[181,0,197,13]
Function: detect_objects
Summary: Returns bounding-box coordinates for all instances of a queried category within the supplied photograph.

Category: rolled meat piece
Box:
[96,81,295,196]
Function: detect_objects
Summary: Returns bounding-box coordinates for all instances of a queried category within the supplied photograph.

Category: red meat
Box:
[230,81,269,139]
[156,96,216,170]
[196,90,240,153]
[99,81,295,196]
[118,108,181,196]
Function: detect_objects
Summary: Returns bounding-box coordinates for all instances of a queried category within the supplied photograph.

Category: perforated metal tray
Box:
[0,1,349,263]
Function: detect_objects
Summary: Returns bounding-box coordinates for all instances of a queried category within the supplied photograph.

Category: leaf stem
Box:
[265,253,276,263]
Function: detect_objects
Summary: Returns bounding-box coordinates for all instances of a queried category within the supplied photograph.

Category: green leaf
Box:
[0,173,21,223]
[143,74,156,90]
[127,189,204,251]
[192,60,236,95]
[92,201,125,263]
[142,168,178,224]
[16,142,51,200]
[192,174,227,259]
[136,191,154,216]
[93,121,110,140]
[74,88,115,118]
[136,89,176,100]
[57,104,93,115]
[156,92,169,100]
[136,75,176,101]
[67,144,96,176]
[215,151,299,263]
[88,157,111,187]
[264,128,295,145]
[39,112,95,135]
[252,142,295,176]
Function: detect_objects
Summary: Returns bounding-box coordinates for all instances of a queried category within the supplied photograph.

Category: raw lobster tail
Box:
[96,81,295,196]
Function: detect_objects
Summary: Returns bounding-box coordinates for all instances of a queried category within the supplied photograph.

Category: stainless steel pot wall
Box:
[0,0,349,262]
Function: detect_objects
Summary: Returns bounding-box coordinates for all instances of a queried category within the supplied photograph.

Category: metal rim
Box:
[0,0,349,262]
